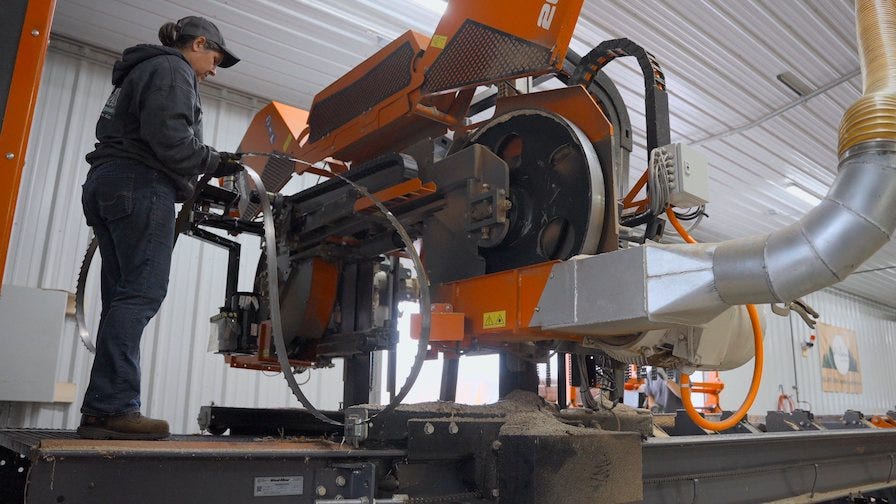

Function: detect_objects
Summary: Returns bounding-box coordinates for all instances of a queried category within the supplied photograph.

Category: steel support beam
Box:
[439,357,459,401]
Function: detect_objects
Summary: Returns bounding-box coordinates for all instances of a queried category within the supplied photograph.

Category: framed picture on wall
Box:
[818,322,862,394]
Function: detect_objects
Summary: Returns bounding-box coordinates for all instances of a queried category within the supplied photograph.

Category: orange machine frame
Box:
[416,0,583,94]
[406,86,617,350]
[239,0,586,194]
[0,0,56,290]
[235,0,619,369]
[252,87,618,355]
[226,257,340,371]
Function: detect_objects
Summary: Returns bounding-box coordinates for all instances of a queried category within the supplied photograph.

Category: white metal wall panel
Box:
[6,1,896,430]
[3,45,341,434]
[721,289,896,416]
[49,1,896,307]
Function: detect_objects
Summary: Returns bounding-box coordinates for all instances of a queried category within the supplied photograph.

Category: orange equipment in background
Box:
[870,415,896,429]
[624,369,724,413]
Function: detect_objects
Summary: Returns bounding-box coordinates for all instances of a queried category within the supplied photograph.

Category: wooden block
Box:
[53,382,76,403]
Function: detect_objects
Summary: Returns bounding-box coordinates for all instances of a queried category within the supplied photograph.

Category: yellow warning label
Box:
[282,134,294,153]
[431,35,448,49]
[483,310,507,329]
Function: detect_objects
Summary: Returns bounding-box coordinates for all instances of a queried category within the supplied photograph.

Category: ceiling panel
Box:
[49,0,896,307]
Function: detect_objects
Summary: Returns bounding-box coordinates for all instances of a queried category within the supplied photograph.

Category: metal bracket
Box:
[771,298,819,329]
[344,407,369,448]
[464,185,510,247]
[314,462,377,501]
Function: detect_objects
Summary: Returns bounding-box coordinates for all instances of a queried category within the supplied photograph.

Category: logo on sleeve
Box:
[100,88,121,119]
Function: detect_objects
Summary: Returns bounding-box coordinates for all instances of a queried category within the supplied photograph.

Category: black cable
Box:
[576,354,599,410]
[674,205,706,221]
[570,39,671,241]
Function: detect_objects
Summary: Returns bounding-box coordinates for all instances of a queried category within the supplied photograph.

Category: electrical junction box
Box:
[667,143,709,208]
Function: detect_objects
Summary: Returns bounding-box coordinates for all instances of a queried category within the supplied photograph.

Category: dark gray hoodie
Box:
[86,44,221,201]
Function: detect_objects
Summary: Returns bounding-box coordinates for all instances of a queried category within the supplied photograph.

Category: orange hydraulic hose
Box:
[665,208,764,431]
[665,207,698,245]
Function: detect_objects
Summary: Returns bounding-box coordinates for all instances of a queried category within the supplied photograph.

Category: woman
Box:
[644,367,683,413]
[78,16,242,440]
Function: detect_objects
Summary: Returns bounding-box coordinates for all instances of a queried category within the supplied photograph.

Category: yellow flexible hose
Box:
[839,0,896,156]
[666,208,764,432]
[657,0,896,433]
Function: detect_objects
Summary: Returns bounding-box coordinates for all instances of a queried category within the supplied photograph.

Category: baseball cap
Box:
[176,16,240,68]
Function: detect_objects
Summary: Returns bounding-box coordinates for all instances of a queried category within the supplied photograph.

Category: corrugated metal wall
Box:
[4,34,895,433]
[721,289,896,417]
[2,42,342,434]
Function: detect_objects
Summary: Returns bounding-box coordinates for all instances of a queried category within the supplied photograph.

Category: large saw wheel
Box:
[470,109,606,272]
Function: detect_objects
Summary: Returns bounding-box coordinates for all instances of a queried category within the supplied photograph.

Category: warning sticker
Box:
[254,476,303,497]
[483,310,507,329]
[431,35,448,48]
[281,134,294,153]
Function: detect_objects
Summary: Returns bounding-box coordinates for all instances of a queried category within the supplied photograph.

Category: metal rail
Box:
[643,430,896,503]
[5,428,896,503]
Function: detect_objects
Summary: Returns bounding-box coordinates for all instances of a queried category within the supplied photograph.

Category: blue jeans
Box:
[80,160,177,417]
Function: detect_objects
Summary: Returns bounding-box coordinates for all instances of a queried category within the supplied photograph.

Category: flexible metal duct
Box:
[531,0,896,336]
[713,0,896,306]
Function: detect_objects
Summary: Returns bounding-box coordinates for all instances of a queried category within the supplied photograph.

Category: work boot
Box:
[76,412,170,440]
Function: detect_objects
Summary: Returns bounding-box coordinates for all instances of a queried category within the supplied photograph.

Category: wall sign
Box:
[818,322,862,394]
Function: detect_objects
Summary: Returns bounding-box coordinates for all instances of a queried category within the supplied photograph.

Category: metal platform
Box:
[4,426,896,503]
[1,429,408,504]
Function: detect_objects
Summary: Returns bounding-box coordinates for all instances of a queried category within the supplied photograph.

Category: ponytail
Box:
[158,22,179,47]
[158,21,196,49]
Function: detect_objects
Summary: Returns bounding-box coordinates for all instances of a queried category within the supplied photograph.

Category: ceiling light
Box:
[784,183,822,206]
[412,0,448,14]
[777,71,813,97]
